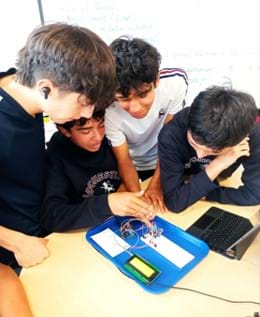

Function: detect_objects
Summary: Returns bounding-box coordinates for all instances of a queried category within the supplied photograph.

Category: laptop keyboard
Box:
[201,213,253,252]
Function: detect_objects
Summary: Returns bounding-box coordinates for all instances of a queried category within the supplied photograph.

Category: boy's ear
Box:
[36,79,54,97]
[58,126,71,138]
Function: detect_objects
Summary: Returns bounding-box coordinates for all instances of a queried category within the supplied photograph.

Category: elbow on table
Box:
[164,195,187,213]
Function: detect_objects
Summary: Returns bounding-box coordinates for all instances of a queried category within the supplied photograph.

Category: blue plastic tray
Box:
[86,216,209,294]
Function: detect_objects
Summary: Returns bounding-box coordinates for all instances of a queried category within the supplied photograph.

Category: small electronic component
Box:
[124,255,161,284]
[120,222,134,239]
[119,219,163,240]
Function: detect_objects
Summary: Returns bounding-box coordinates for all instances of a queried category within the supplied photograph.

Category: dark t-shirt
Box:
[0,69,46,267]
[158,107,260,212]
[42,131,121,231]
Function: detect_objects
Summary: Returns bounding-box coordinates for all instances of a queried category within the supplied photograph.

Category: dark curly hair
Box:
[110,36,161,97]
[16,23,118,110]
[188,86,257,150]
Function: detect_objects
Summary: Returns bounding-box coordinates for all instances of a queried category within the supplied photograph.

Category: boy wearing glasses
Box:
[42,109,154,232]
[158,86,260,212]
[105,37,188,213]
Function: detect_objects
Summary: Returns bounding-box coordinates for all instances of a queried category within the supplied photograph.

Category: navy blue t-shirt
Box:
[159,107,260,212]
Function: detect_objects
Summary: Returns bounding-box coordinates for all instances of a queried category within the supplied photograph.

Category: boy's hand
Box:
[108,191,155,225]
[144,186,168,213]
[14,234,49,268]
[206,137,250,181]
[214,137,250,169]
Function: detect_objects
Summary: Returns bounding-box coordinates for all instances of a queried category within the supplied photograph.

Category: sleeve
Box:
[206,127,260,205]
[158,124,218,213]
[105,106,126,147]
[163,71,188,115]
[41,159,113,232]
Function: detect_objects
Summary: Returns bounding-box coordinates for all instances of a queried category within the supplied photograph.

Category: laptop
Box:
[186,206,260,260]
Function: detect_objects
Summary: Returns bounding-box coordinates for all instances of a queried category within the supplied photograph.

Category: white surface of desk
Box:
[21,167,260,317]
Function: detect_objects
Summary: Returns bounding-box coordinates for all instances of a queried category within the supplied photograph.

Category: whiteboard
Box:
[26,0,260,107]
[0,0,40,70]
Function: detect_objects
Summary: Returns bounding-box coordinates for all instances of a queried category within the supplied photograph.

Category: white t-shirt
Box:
[105,68,188,171]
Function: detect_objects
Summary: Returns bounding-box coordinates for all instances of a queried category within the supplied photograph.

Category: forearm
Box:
[111,142,140,192]
[206,184,260,205]
[116,183,127,192]
[158,147,216,212]
[144,162,167,213]
[163,170,218,212]
[118,161,140,192]
[147,161,161,190]
[0,226,22,254]
[205,159,227,181]
[42,195,112,232]
[206,137,251,181]
[43,162,113,231]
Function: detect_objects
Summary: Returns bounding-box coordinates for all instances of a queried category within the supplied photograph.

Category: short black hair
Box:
[110,36,161,97]
[57,109,105,131]
[187,86,257,150]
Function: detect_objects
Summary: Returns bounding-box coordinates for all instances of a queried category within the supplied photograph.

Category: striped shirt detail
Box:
[160,68,189,86]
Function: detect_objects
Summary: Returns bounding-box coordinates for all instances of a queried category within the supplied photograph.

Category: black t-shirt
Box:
[0,69,46,267]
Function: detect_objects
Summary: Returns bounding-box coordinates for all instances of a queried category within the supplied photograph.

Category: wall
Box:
[0,0,40,69]
[0,0,259,107]
[41,0,260,106]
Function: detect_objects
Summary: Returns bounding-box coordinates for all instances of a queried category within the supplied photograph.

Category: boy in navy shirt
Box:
[159,86,260,212]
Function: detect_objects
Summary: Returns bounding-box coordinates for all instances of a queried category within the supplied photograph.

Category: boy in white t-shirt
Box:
[105,37,188,212]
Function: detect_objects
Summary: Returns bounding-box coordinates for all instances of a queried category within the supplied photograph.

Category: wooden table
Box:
[20,167,260,317]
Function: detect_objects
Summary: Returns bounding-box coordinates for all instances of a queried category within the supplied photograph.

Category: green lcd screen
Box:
[124,255,161,284]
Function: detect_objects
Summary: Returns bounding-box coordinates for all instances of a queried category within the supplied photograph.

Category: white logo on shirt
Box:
[101,181,115,193]
[158,108,165,118]
[82,171,120,198]
[185,156,212,170]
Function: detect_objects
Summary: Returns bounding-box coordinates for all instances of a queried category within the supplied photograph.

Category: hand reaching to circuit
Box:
[108,191,155,225]
[144,186,168,214]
